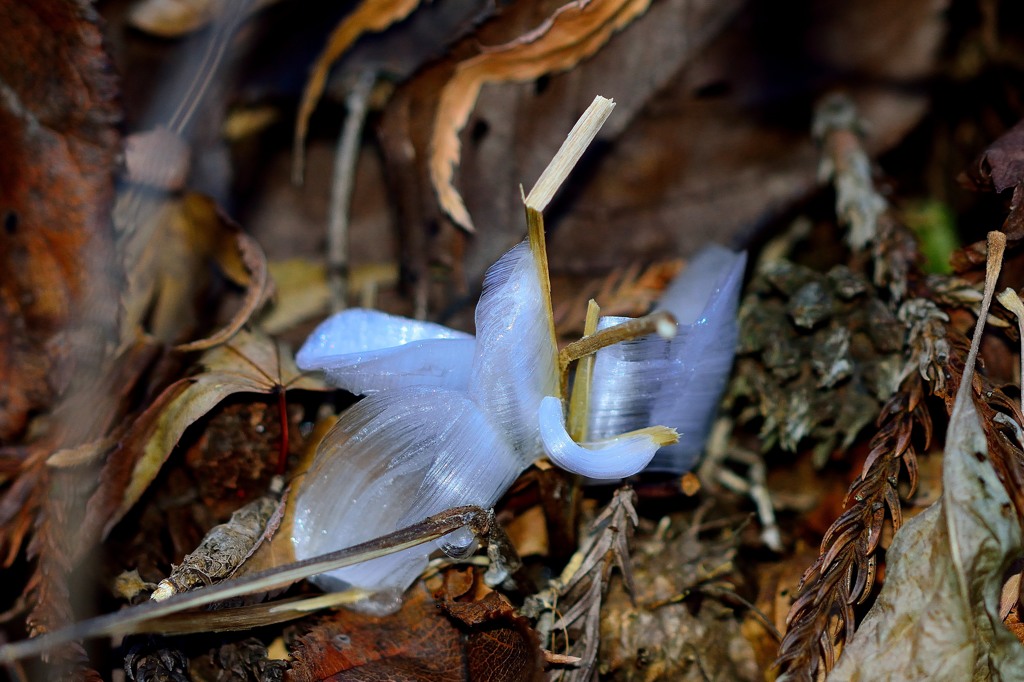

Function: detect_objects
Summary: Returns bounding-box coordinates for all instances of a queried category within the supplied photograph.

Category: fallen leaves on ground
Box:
[828,236,1024,680]
[289,582,542,682]
[82,330,325,550]
[6,1,1024,680]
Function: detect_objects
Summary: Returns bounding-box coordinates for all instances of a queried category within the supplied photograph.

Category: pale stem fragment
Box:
[327,70,377,312]
[0,507,493,662]
[567,299,602,442]
[524,96,616,213]
[521,95,617,400]
[559,310,677,373]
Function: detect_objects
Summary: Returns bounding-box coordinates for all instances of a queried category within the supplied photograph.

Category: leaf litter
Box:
[5,1,1024,680]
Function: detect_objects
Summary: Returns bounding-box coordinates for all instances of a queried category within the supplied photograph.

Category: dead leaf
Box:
[0,0,121,441]
[258,260,398,335]
[828,235,1024,680]
[962,117,1024,194]
[429,0,652,232]
[551,259,682,337]
[504,505,549,558]
[289,582,543,682]
[80,330,325,552]
[120,193,269,351]
[288,584,464,682]
[174,230,271,352]
[128,0,258,37]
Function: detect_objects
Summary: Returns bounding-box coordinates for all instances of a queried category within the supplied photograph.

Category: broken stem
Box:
[0,506,492,662]
[567,299,601,441]
[559,310,677,374]
[524,96,615,213]
[523,94,616,395]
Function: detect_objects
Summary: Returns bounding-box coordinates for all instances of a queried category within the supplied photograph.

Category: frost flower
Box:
[293,230,676,606]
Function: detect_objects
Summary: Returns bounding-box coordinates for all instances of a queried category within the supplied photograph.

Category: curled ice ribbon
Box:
[291,241,744,609]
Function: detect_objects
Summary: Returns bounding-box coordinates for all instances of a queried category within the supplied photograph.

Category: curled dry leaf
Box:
[429,0,652,231]
[961,117,1024,194]
[174,230,270,352]
[293,0,422,179]
[151,489,284,601]
[122,193,267,349]
[81,330,325,551]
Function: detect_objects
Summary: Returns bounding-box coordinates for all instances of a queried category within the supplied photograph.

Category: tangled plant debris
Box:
[4,1,1024,680]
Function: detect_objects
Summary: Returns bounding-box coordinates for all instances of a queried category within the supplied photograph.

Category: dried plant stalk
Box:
[151,491,282,602]
[775,381,930,678]
[776,233,1017,679]
[774,95,952,679]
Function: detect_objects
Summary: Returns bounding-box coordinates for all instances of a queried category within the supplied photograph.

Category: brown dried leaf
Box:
[121,192,251,347]
[962,117,1024,194]
[293,0,422,177]
[289,581,542,682]
[0,0,121,441]
[429,0,652,232]
[174,230,270,352]
[287,585,464,682]
[552,259,682,337]
[81,330,325,550]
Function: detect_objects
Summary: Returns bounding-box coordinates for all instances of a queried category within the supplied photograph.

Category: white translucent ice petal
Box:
[296,308,475,394]
[656,245,745,324]
[539,396,673,479]
[585,314,666,440]
[650,248,746,471]
[587,247,746,473]
[469,242,558,461]
[291,386,520,608]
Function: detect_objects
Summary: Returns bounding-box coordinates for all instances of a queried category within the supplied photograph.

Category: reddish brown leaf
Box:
[287,585,465,682]
[289,582,543,682]
[464,616,543,682]
[0,0,121,441]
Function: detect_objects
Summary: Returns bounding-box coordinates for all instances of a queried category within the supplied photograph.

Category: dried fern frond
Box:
[522,487,638,682]
[774,380,930,679]
[773,96,953,679]
[774,288,1024,679]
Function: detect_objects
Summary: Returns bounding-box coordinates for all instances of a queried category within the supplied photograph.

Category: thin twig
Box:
[327,70,376,313]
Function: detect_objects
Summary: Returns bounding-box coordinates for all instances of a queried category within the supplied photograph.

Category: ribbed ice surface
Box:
[292,387,520,607]
[469,242,559,461]
[292,242,557,609]
[587,246,746,473]
[296,308,475,394]
[292,241,745,608]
